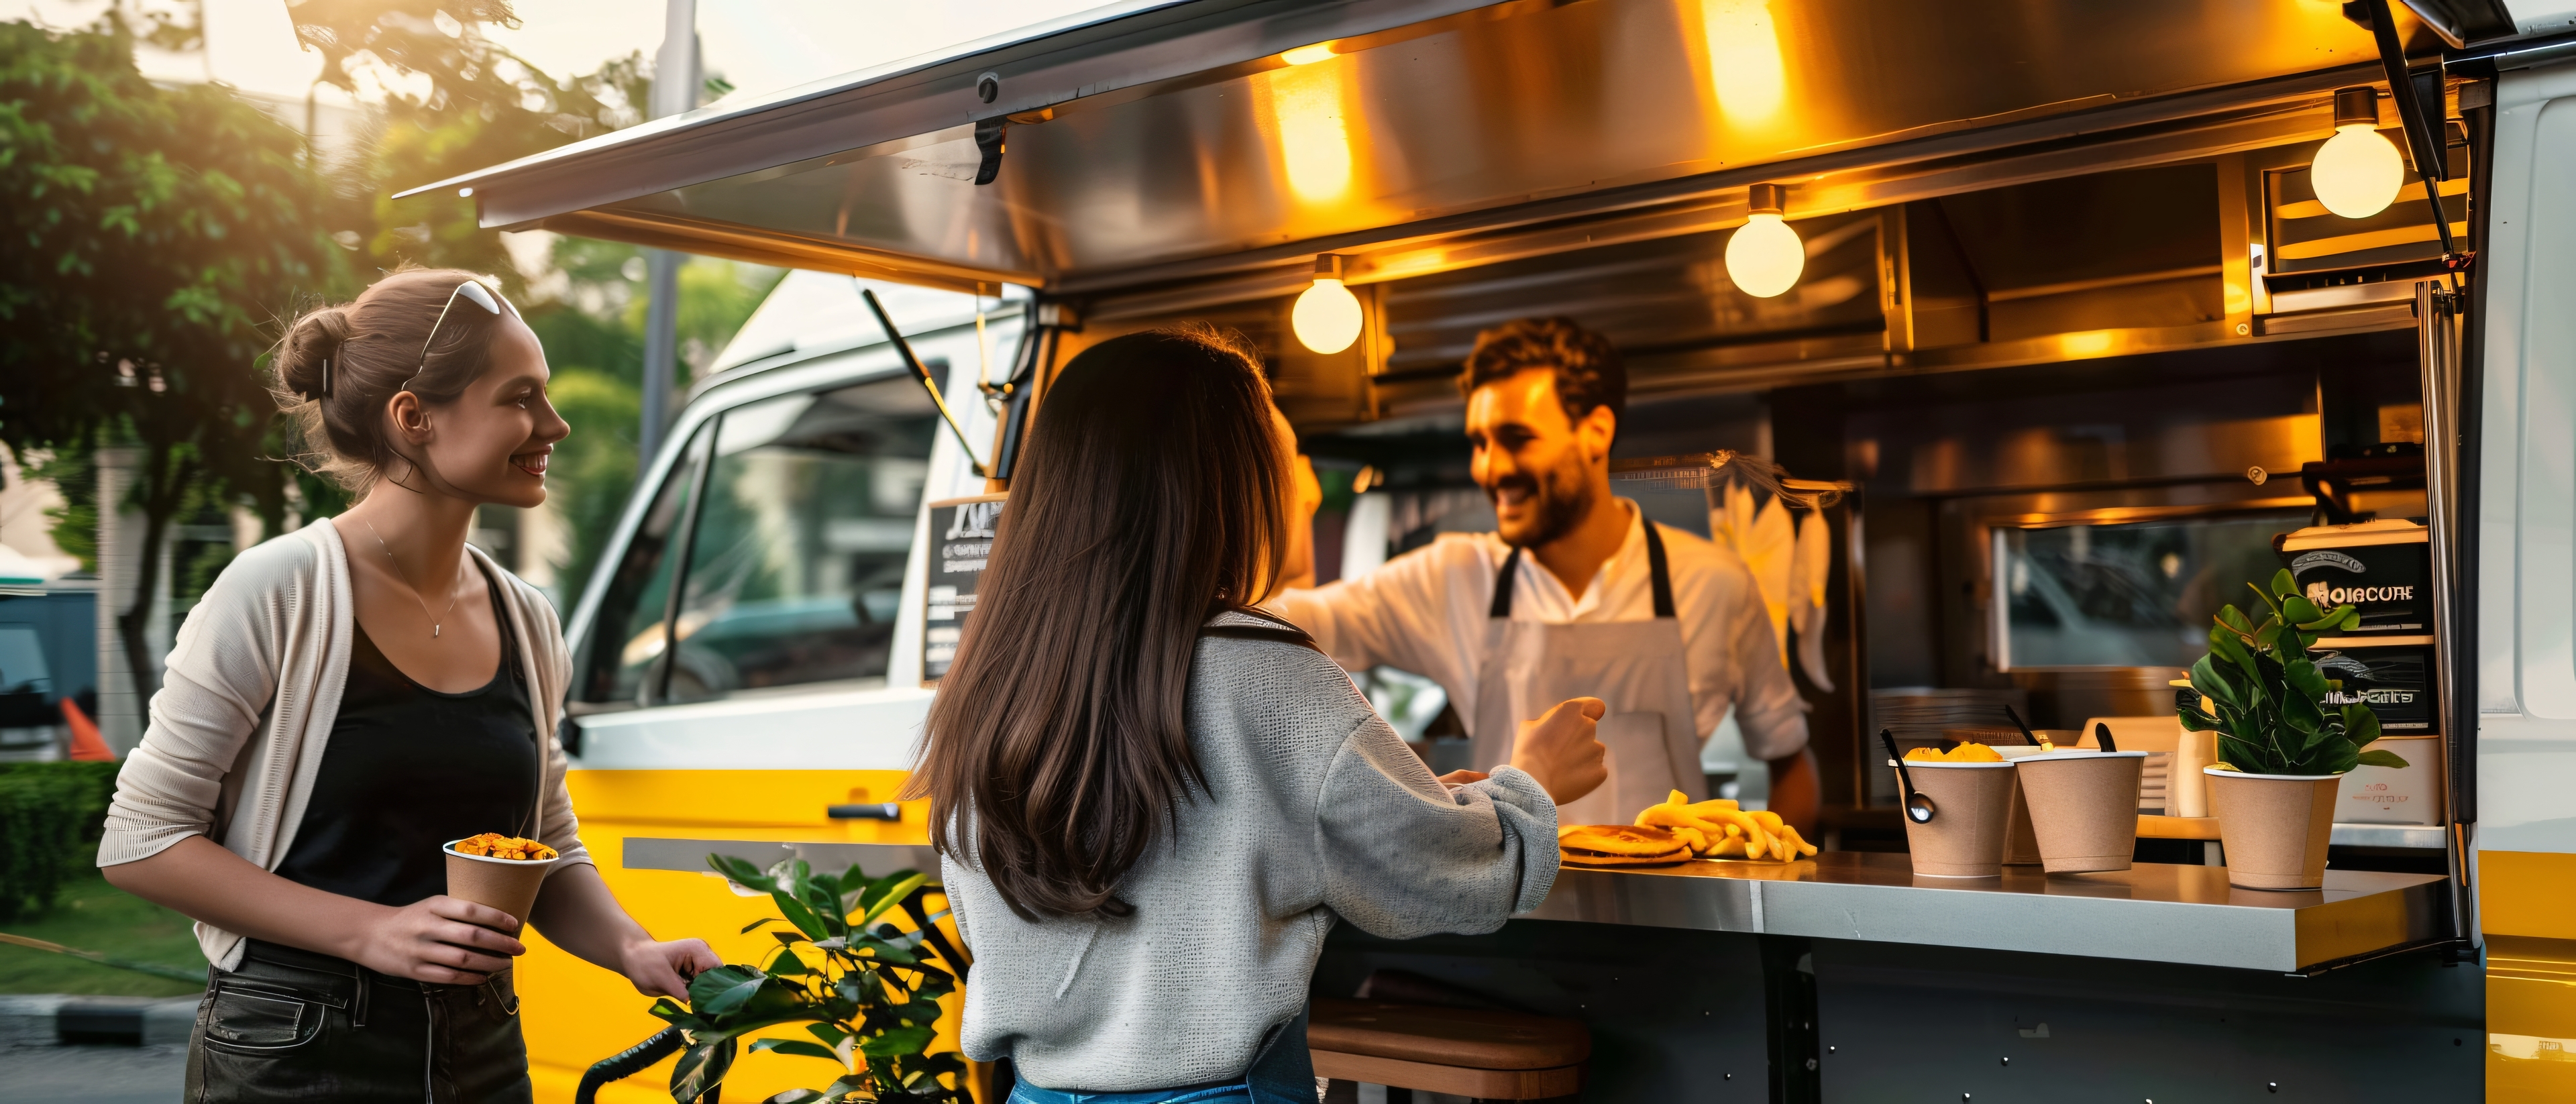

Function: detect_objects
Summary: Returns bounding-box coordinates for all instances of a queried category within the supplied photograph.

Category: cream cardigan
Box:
[98,518,590,971]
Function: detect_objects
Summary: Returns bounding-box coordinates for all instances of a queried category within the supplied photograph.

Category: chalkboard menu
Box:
[922,494,1006,683]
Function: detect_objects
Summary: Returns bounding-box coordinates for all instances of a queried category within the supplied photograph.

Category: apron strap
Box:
[1489,546,1525,619]
[1489,526,1672,619]
[1641,521,1676,619]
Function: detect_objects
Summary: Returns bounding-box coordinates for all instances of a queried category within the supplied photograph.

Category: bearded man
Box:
[1271,317,1817,831]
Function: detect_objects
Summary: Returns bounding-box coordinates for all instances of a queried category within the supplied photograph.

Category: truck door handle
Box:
[827,803,902,821]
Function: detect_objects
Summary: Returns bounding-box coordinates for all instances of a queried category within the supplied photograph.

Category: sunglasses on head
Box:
[399,279,519,393]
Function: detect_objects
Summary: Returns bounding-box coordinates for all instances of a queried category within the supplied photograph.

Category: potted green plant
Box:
[640,854,974,1104]
[2181,569,2408,890]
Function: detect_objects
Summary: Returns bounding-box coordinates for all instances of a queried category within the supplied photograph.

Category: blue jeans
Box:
[1007,1007,1316,1104]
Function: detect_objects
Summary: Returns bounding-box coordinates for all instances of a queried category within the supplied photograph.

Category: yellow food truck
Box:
[410,1,2576,1099]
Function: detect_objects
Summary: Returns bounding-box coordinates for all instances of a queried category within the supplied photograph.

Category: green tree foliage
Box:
[0,15,334,696]
[287,0,651,286]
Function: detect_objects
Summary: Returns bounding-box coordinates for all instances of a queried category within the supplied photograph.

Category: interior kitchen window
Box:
[655,379,936,702]
[1992,511,2310,670]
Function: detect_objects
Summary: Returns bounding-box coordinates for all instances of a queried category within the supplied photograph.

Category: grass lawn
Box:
[0,865,206,997]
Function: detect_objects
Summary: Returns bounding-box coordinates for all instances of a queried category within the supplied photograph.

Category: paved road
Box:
[0,1044,186,1104]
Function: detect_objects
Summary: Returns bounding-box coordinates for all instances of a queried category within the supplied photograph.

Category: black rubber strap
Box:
[1489,547,1525,619]
[1642,521,1676,619]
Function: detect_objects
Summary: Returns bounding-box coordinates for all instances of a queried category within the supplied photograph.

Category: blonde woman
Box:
[101,268,716,1102]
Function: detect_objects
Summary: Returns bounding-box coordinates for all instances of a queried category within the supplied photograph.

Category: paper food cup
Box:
[2015,751,2147,874]
[1992,746,2056,865]
[1891,759,2017,877]
[2204,769,2341,891]
[443,839,559,925]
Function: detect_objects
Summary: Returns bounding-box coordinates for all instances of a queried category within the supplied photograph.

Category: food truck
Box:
[408,1,2576,1098]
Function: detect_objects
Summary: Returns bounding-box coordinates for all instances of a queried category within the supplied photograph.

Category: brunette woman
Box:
[914,327,1609,1103]
[100,268,717,1103]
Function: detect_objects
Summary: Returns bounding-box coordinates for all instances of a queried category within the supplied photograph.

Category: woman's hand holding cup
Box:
[1510,697,1610,806]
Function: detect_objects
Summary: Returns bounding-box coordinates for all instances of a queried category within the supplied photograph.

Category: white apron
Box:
[1470,522,1703,828]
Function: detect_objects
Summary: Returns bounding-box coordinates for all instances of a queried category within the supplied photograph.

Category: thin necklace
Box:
[362,518,464,639]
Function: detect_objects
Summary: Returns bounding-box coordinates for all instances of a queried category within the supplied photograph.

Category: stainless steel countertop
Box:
[1524,851,2446,973]
[625,838,2445,974]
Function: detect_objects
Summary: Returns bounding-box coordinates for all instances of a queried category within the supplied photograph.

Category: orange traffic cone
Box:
[62,698,114,761]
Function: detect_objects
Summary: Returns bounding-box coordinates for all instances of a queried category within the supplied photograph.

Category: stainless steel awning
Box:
[408,0,2447,298]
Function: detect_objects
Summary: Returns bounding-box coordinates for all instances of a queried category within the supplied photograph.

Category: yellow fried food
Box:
[1627,793,1812,863]
[1903,742,2004,763]
[1559,824,1693,857]
[1560,823,1695,867]
[453,832,557,861]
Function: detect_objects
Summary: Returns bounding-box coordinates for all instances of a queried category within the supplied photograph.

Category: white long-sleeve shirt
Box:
[1271,499,1809,761]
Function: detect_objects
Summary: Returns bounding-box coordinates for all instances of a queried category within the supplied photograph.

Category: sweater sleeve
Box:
[1314,712,1558,938]
[98,556,281,867]
[525,592,593,873]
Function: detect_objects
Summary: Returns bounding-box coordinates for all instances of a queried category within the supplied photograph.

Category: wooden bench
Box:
[1307,997,1589,1101]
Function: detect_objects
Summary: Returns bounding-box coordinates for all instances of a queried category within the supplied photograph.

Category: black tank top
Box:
[275,565,540,907]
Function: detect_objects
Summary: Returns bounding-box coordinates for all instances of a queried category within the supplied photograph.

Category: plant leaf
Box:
[750,1038,844,1062]
[772,888,833,941]
[859,872,930,927]
[859,1025,936,1058]
[2269,568,2300,600]
[2316,737,2360,775]
[669,1036,737,1104]
[2356,747,2412,769]
[741,917,783,934]
[690,965,768,1015]
[2343,704,2383,747]
[711,854,776,893]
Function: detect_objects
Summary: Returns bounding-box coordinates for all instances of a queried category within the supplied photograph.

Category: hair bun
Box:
[279,307,354,401]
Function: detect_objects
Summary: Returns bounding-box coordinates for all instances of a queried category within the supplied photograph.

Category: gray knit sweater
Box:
[938,610,1559,1091]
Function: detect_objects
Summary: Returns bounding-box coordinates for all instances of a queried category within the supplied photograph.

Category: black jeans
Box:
[184,940,531,1103]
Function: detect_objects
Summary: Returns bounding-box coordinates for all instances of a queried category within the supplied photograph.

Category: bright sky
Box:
[1,0,1113,106]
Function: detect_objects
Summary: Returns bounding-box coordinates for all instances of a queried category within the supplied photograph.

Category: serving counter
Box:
[626,837,2480,1099]
[628,838,2445,975]
[1530,851,2447,974]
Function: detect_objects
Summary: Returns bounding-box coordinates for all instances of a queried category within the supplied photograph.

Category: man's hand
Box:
[1509,697,1609,806]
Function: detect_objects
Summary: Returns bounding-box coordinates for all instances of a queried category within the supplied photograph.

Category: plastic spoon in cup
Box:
[2002,704,2045,747]
[1881,729,1937,824]
[2093,722,2120,754]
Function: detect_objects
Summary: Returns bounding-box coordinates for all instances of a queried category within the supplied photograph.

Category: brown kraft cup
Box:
[443,840,559,925]
[1894,761,2016,877]
[2203,770,2341,891]
[1994,747,2052,865]
[2015,752,2148,874]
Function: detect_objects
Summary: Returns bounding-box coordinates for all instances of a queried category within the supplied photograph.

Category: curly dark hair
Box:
[1457,316,1626,426]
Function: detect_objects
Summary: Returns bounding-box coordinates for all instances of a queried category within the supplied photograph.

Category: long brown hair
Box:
[270,266,511,489]
[913,326,1289,921]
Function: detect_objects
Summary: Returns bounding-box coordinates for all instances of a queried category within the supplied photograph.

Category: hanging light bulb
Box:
[1725,182,1804,298]
[1293,254,1363,354]
[2310,87,2405,220]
